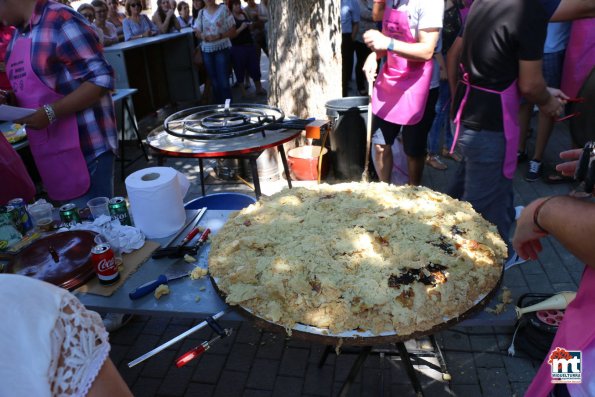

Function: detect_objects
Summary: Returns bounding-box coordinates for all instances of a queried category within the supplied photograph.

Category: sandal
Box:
[441,148,462,162]
[426,155,448,170]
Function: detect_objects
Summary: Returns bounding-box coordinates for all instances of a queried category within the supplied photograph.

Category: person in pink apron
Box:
[0,0,118,208]
[560,18,595,100]
[513,148,595,396]
[0,134,35,205]
[447,0,566,259]
[361,0,442,185]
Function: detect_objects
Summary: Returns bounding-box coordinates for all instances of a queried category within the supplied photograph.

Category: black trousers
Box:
[354,40,371,94]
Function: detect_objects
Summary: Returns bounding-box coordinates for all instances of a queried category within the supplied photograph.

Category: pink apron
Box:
[560,19,595,99]
[6,32,89,201]
[525,266,595,396]
[0,135,35,205]
[450,68,520,179]
[371,0,433,125]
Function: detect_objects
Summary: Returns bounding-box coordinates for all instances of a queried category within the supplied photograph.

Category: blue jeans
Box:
[70,151,115,209]
[427,80,453,155]
[447,128,514,253]
[202,48,233,104]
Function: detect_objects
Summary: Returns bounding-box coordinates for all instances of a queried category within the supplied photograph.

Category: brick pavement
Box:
[108,81,585,396]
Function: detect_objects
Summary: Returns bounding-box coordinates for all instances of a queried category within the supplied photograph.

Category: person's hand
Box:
[362,52,378,82]
[166,8,174,17]
[538,87,568,118]
[15,107,51,130]
[512,198,550,261]
[363,29,390,52]
[240,21,250,30]
[555,148,583,177]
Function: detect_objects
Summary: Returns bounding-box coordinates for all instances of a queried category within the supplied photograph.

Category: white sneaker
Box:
[103,313,133,332]
[505,252,527,270]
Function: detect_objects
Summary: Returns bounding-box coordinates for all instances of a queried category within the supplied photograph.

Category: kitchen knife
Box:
[128,270,191,300]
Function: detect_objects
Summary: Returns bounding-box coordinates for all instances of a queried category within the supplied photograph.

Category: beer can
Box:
[108,197,132,226]
[59,203,81,227]
[7,198,33,232]
[91,243,121,285]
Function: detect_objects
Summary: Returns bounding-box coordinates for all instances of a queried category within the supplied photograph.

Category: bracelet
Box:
[387,39,395,52]
[43,104,57,124]
[533,196,558,233]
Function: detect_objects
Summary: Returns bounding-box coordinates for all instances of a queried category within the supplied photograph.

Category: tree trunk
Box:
[268,0,342,119]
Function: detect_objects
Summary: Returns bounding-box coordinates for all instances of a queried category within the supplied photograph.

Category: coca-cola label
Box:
[97,257,116,275]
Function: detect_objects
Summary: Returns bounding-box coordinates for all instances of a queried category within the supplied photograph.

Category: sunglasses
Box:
[130,3,142,8]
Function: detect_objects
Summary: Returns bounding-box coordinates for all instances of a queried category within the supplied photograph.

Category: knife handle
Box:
[181,227,201,246]
[129,274,168,300]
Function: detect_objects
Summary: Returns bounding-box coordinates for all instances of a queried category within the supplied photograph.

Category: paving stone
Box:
[444,352,479,385]
[502,356,537,383]
[421,379,454,397]
[286,338,315,349]
[551,282,578,292]
[131,377,162,397]
[109,343,130,367]
[439,330,472,350]
[225,342,259,372]
[470,335,503,368]
[279,347,310,377]
[208,329,238,355]
[510,381,531,396]
[451,384,483,396]
[143,317,171,336]
[236,322,263,344]
[125,333,161,360]
[246,358,280,390]
[302,364,334,396]
[109,320,147,345]
[309,345,337,366]
[185,382,215,397]
[159,324,195,351]
[118,361,144,386]
[503,266,527,287]
[256,333,286,360]
[541,261,574,284]
[192,353,227,383]
[213,370,248,397]
[334,353,363,383]
[168,317,196,327]
[387,383,417,397]
[477,367,512,397]
[157,366,194,396]
[360,367,389,396]
[523,273,554,293]
[243,389,273,397]
[141,350,177,378]
[272,376,303,397]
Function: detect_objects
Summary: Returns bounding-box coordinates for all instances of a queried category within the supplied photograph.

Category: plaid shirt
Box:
[7,0,117,162]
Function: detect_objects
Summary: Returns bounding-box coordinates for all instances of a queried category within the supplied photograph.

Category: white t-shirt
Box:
[380,0,443,39]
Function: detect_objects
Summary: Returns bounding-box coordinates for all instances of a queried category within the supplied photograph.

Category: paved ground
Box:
[106,65,588,396]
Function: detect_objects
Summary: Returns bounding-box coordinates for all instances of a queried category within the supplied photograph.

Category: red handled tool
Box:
[175,329,232,368]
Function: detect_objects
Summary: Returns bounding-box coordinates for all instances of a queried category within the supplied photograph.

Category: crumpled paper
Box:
[59,215,145,254]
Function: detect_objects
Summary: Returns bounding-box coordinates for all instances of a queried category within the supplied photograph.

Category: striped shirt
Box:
[7,0,118,163]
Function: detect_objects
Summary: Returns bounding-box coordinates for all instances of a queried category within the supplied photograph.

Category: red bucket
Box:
[287,146,329,181]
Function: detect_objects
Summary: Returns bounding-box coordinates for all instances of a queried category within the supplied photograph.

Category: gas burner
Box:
[164,103,286,140]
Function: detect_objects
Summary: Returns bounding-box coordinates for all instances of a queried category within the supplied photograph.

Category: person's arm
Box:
[363,28,440,61]
[231,20,250,38]
[152,11,172,34]
[122,18,133,41]
[436,51,447,80]
[372,1,385,21]
[446,35,462,96]
[15,16,114,130]
[518,60,567,117]
[550,0,595,21]
[514,196,595,265]
[352,22,359,40]
[146,15,159,35]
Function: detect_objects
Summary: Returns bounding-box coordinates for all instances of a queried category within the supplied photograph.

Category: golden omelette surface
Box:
[208,183,506,336]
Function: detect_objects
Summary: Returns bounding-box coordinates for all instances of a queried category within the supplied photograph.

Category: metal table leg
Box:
[318,345,333,368]
[338,346,371,397]
[124,98,148,161]
[277,144,292,189]
[395,342,424,397]
[199,158,206,197]
[249,157,262,199]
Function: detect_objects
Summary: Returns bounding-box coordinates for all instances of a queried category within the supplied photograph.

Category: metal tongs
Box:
[575,141,595,193]
[152,228,211,259]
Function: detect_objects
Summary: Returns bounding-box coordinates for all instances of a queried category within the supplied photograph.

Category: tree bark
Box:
[268,0,342,118]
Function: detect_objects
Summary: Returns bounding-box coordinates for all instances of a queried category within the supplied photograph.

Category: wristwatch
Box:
[387,39,395,52]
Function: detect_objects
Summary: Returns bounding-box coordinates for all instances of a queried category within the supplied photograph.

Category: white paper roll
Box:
[125,167,190,238]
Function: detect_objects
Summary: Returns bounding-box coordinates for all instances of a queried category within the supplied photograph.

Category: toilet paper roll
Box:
[125,167,190,239]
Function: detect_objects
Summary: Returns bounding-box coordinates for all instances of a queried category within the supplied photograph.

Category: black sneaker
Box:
[517,150,528,163]
[525,160,542,182]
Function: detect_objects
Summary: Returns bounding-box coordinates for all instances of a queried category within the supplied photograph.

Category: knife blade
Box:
[128,270,191,300]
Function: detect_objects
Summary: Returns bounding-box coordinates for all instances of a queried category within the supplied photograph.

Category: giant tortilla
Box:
[209,183,506,336]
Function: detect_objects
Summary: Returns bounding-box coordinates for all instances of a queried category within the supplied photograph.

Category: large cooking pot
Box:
[3,230,97,290]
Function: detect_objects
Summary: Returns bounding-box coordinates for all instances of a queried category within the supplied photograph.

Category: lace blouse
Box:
[0,274,110,397]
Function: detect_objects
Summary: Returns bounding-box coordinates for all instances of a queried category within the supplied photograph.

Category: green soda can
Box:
[108,197,132,226]
[59,203,80,227]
